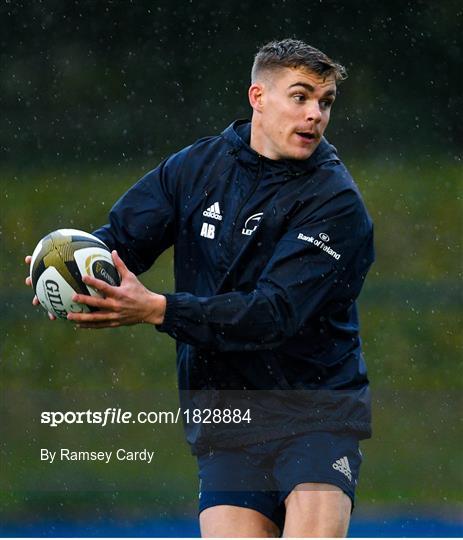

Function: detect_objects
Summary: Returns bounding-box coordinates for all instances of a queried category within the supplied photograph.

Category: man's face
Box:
[249,67,337,161]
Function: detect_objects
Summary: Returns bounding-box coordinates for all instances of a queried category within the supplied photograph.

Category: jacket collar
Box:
[221,119,339,177]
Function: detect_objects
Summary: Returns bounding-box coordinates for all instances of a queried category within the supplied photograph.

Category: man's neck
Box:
[249,117,278,160]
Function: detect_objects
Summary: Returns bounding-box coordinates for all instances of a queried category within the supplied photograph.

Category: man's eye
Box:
[293,94,306,102]
[320,100,334,110]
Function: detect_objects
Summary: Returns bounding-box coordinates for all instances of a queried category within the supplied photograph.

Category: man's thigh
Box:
[283,482,351,537]
[272,431,362,537]
[197,446,285,535]
[273,431,362,506]
[200,505,280,538]
[196,431,362,536]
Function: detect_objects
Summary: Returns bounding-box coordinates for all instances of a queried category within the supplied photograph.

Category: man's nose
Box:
[306,102,322,123]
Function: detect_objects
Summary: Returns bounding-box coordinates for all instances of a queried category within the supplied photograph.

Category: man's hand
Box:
[24,255,56,320]
[67,250,166,329]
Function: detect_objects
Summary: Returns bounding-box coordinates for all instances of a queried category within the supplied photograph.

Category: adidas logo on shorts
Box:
[203,202,222,221]
[332,456,352,482]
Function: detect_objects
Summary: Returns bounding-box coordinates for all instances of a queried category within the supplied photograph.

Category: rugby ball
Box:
[30,229,120,319]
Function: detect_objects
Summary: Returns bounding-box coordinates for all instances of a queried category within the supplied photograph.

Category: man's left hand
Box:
[67,250,166,328]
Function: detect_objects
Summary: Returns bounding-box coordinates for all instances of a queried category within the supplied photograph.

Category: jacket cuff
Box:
[155,293,180,336]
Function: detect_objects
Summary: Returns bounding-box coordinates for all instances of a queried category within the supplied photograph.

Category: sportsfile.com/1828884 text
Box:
[40,407,252,428]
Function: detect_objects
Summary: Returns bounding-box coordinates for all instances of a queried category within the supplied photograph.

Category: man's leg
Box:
[197,442,284,537]
[200,505,280,538]
[282,482,351,538]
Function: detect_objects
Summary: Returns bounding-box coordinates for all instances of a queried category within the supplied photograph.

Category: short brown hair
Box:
[251,38,347,84]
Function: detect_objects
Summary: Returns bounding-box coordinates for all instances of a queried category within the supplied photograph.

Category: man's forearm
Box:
[144,293,167,325]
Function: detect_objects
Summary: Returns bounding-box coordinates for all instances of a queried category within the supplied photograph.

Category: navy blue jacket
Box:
[94,120,374,453]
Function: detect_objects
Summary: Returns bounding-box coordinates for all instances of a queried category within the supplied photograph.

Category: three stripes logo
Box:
[203,202,222,221]
[332,456,352,482]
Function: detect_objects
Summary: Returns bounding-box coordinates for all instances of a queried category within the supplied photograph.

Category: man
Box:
[26,39,374,537]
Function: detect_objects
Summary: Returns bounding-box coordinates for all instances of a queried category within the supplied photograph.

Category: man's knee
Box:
[283,483,351,537]
[200,505,280,538]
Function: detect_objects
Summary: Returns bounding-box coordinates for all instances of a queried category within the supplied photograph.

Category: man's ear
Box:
[248,83,264,112]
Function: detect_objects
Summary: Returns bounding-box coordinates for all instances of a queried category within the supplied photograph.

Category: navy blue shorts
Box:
[197,431,363,532]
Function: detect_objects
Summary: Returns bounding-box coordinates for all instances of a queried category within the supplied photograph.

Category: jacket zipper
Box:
[230,156,264,241]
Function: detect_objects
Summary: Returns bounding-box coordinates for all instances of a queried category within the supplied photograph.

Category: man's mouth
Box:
[296,132,317,142]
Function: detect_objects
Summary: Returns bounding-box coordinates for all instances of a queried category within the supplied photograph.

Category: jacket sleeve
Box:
[157,190,375,351]
[93,150,185,274]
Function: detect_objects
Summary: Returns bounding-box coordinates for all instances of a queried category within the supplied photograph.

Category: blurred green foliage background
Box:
[1,0,461,525]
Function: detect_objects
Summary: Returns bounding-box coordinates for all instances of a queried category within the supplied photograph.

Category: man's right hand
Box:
[25,255,56,320]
